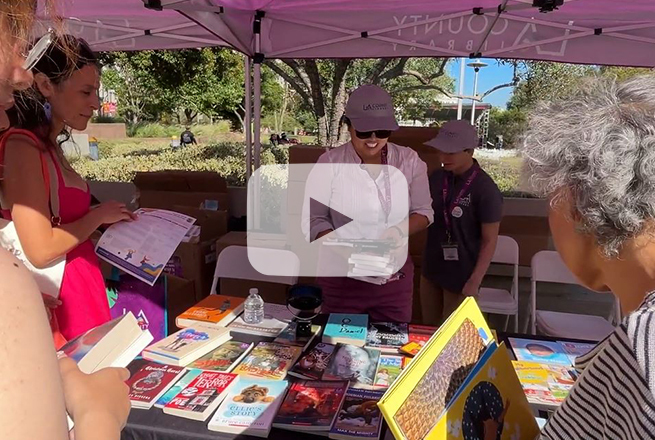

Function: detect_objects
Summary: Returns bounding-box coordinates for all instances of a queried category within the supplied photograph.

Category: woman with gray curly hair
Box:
[521,74,655,440]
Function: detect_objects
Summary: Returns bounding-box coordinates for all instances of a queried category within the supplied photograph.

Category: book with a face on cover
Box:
[142,324,231,366]
[289,343,337,380]
[323,344,381,389]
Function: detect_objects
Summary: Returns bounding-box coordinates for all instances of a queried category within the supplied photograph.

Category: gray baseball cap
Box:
[425,120,479,153]
[345,85,400,132]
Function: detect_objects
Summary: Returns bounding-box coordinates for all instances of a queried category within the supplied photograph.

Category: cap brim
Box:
[424,137,469,153]
[349,116,399,132]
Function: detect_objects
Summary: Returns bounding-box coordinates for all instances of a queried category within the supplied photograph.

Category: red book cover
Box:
[126,361,185,407]
[408,324,437,347]
[165,371,237,415]
[273,380,348,429]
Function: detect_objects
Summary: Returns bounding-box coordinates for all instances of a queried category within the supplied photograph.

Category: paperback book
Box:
[233,342,303,380]
[366,322,408,353]
[323,314,369,347]
[176,294,245,328]
[323,344,381,389]
[154,368,203,408]
[126,360,186,409]
[289,343,336,380]
[187,341,253,372]
[142,324,231,366]
[228,303,294,337]
[373,355,403,388]
[329,388,385,440]
[274,322,321,351]
[208,377,289,438]
[163,371,237,421]
[273,380,349,432]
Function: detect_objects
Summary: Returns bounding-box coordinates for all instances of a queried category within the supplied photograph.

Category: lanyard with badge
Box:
[441,164,479,261]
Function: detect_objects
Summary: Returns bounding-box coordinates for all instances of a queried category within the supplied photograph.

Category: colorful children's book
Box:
[323,314,369,347]
[228,303,294,337]
[233,342,303,380]
[378,298,539,440]
[508,337,572,366]
[176,295,245,328]
[373,355,403,389]
[289,343,337,380]
[273,380,349,432]
[208,377,289,438]
[323,344,381,389]
[329,388,385,440]
[163,371,237,421]
[126,360,186,409]
[558,340,596,365]
[513,360,577,409]
[366,322,409,353]
[399,341,422,357]
[154,369,203,408]
[407,324,437,347]
[142,324,231,366]
[186,340,253,372]
[274,322,322,351]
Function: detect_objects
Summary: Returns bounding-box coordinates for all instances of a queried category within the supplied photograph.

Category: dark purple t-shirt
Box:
[422,162,504,293]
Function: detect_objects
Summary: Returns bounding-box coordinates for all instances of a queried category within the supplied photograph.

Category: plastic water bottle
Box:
[89,137,99,161]
[243,288,264,324]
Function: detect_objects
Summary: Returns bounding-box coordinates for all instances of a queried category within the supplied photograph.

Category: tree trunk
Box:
[329,80,347,147]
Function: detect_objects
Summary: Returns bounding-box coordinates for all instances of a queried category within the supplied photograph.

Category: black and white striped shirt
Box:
[540,292,655,440]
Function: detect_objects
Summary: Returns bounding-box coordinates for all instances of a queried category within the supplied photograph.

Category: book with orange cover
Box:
[176,295,245,328]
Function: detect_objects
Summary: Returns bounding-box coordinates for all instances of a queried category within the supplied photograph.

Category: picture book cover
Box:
[323,344,381,388]
[273,380,349,430]
[154,369,203,408]
[558,341,596,365]
[163,371,237,418]
[330,388,385,439]
[508,338,572,366]
[512,361,569,408]
[126,360,185,408]
[274,323,321,351]
[324,314,369,346]
[366,322,409,352]
[143,324,230,362]
[290,343,336,380]
[233,342,303,380]
[208,377,289,436]
[400,342,423,357]
[187,341,253,372]
[378,298,495,440]
[373,355,403,389]
[228,303,294,337]
[176,295,245,327]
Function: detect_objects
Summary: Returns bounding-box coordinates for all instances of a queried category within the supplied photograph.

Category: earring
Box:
[43,102,52,121]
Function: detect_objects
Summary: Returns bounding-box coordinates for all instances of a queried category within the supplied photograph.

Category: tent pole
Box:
[244,56,252,178]
[253,62,262,171]
[456,58,465,120]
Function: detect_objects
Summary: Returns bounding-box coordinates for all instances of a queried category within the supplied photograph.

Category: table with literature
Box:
[120,303,596,440]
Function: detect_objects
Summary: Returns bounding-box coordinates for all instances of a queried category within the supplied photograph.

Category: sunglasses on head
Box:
[355,129,392,139]
[23,30,54,71]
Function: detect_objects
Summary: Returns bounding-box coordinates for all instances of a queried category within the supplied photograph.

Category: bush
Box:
[131,123,180,138]
[92,115,125,124]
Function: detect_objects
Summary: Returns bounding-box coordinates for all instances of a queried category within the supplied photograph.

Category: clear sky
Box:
[448,58,516,109]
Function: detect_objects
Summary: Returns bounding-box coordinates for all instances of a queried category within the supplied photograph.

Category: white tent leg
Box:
[244,56,252,178]
[253,62,262,171]
[457,58,465,120]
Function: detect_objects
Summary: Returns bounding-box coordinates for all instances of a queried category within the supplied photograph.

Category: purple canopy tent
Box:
[46,0,655,173]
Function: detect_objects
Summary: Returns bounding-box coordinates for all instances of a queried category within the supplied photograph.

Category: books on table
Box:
[373,355,403,389]
[378,298,539,440]
[513,360,577,410]
[154,369,203,408]
[125,360,186,409]
[274,322,322,351]
[558,340,595,364]
[508,337,574,366]
[323,344,381,389]
[400,325,437,356]
[163,371,237,421]
[176,295,245,328]
[208,377,289,438]
[324,314,368,347]
[232,342,303,380]
[273,380,349,433]
[366,322,408,353]
[289,343,337,380]
[186,341,254,373]
[329,388,385,440]
[228,303,294,337]
[142,324,231,366]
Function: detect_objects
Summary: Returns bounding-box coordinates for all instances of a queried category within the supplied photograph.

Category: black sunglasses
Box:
[355,130,392,139]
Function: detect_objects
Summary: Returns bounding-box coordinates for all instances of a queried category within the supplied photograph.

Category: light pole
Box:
[468,61,487,125]
[456,58,466,120]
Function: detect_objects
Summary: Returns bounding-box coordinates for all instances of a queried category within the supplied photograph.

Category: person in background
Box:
[180,126,197,147]
[1,34,135,343]
[309,85,433,322]
[521,75,655,440]
[420,120,503,325]
[0,3,131,440]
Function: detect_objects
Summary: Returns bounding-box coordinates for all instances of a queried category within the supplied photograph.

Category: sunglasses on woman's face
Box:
[23,31,54,71]
[355,130,392,139]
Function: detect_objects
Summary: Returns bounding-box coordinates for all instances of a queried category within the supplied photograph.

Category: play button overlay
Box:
[247,163,410,277]
[308,198,353,243]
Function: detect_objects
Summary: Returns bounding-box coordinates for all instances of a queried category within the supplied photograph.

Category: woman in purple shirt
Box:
[308,85,433,323]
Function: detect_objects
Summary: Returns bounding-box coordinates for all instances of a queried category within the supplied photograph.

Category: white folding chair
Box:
[527,250,616,341]
[477,236,520,332]
[209,245,300,296]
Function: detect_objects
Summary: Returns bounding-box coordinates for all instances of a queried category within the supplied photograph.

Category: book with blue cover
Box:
[508,338,572,366]
[323,314,369,347]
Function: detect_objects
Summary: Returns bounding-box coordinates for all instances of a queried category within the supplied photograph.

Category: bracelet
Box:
[391,225,405,238]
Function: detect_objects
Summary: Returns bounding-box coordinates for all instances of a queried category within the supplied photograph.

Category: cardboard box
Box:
[173,205,228,242]
[134,171,230,213]
[167,239,217,301]
[215,231,248,257]
[165,275,196,334]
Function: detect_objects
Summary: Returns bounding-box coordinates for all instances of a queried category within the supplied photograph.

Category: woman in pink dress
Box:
[0,35,134,345]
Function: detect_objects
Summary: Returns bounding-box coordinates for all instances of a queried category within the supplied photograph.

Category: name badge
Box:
[442,244,459,261]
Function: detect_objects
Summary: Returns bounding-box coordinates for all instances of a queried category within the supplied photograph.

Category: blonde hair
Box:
[0,0,60,57]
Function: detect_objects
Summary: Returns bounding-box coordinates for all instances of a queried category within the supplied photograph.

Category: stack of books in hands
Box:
[347,253,399,285]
